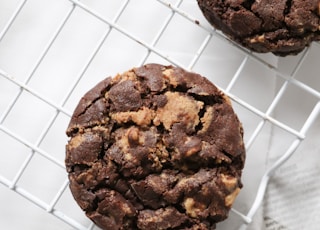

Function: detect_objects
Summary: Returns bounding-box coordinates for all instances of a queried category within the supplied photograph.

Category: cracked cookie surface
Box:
[65,64,245,230]
[197,0,320,56]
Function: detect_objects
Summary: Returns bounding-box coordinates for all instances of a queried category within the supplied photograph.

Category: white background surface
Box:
[0,0,319,229]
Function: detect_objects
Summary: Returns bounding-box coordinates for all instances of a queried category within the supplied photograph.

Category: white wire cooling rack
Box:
[0,0,319,229]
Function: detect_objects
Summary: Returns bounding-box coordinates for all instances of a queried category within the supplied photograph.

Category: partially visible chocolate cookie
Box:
[197,0,320,56]
[66,64,245,229]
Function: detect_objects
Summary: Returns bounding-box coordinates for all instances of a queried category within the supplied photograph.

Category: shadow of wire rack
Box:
[0,0,319,229]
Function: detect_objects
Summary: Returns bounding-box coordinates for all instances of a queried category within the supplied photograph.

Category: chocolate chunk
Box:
[67,77,112,136]
[108,80,142,112]
[137,207,188,230]
[197,0,320,56]
[133,63,165,92]
[66,64,245,229]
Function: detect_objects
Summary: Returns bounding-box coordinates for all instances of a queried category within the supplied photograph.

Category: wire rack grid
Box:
[0,0,319,229]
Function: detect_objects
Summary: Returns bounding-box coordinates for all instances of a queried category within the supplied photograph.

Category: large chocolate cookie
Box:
[197,0,320,56]
[65,64,245,229]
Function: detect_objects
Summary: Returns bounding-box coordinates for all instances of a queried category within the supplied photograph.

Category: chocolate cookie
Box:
[65,64,245,229]
[197,0,320,56]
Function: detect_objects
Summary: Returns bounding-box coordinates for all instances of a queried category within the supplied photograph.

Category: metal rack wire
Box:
[0,0,319,229]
